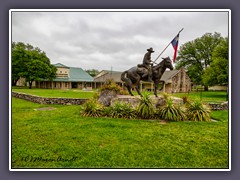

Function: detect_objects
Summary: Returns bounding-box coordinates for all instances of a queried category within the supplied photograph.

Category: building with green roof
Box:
[35,63,94,89]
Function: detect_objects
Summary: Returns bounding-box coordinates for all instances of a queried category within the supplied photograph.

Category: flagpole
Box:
[153,28,184,63]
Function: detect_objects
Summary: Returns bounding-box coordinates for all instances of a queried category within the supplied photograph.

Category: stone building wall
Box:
[170,68,191,93]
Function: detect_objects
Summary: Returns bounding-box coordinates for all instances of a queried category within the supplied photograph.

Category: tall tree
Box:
[202,37,229,86]
[12,42,27,85]
[175,32,223,90]
[85,69,100,77]
[12,42,57,88]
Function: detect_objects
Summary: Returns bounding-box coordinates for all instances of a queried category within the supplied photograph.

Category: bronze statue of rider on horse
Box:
[137,47,155,82]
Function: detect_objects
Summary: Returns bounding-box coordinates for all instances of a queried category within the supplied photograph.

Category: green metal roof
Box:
[47,64,94,82]
[53,63,69,68]
[68,67,93,82]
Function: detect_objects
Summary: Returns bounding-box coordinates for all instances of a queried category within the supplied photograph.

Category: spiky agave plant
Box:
[157,98,186,121]
[187,99,211,122]
[137,91,155,119]
[181,95,192,106]
[162,92,170,100]
[80,98,103,117]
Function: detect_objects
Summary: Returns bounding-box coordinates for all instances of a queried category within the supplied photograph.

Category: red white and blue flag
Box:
[171,34,179,63]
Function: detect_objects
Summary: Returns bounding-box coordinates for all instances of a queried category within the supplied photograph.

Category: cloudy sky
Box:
[11,10,229,72]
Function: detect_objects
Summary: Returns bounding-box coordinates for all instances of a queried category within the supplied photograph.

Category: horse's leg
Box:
[158,80,165,91]
[135,76,142,97]
[125,81,134,96]
[135,84,142,97]
[154,80,165,97]
[154,81,158,97]
[127,85,134,96]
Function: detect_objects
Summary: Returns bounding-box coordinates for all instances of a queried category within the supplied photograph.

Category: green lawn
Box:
[12,87,96,98]
[11,97,229,169]
[173,91,228,103]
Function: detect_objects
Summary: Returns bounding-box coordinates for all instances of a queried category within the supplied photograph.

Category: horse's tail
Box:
[121,71,128,82]
[121,71,131,85]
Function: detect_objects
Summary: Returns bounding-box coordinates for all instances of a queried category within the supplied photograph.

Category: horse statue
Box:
[121,56,174,97]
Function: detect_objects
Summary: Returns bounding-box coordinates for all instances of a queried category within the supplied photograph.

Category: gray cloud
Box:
[11,10,229,71]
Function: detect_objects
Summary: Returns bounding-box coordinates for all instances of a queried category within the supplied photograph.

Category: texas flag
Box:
[171,34,179,63]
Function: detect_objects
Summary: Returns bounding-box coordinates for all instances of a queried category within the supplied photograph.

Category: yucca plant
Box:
[107,101,137,119]
[181,95,192,106]
[80,98,103,117]
[157,98,186,121]
[162,92,170,100]
[137,91,155,119]
[187,99,211,122]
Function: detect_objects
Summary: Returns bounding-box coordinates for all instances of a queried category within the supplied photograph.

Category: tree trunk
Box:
[29,81,32,89]
[12,80,17,86]
[204,85,208,91]
[12,79,19,86]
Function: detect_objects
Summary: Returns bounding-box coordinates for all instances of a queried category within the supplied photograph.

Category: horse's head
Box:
[162,56,174,70]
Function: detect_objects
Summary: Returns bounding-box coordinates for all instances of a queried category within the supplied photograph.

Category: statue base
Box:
[111,95,183,108]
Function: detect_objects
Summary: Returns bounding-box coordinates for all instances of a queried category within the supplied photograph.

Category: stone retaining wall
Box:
[12,91,87,105]
[208,102,228,110]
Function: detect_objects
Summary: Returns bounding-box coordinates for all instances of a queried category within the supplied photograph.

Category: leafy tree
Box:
[12,42,27,85]
[202,37,228,86]
[12,42,57,88]
[85,69,100,77]
[175,32,223,90]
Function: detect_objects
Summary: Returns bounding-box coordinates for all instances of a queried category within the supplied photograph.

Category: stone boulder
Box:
[153,96,183,108]
[111,95,141,107]
[98,90,118,106]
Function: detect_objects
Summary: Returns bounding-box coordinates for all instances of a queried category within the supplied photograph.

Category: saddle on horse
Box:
[137,64,153,81]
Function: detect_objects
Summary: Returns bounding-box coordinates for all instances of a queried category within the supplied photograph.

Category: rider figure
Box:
[142,47,154,82]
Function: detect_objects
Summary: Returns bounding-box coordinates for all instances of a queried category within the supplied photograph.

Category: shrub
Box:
[157,98,186,121]
[106,101,137,119]
[187,99,211,122]
[80,99,103,117]
[99,79,128,95]
[137,91,155,119]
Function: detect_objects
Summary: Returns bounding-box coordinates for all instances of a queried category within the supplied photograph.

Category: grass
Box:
[210,110,229,121]
[173,91,228,103]
[12,86,96,99]
[11,97,229,169]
